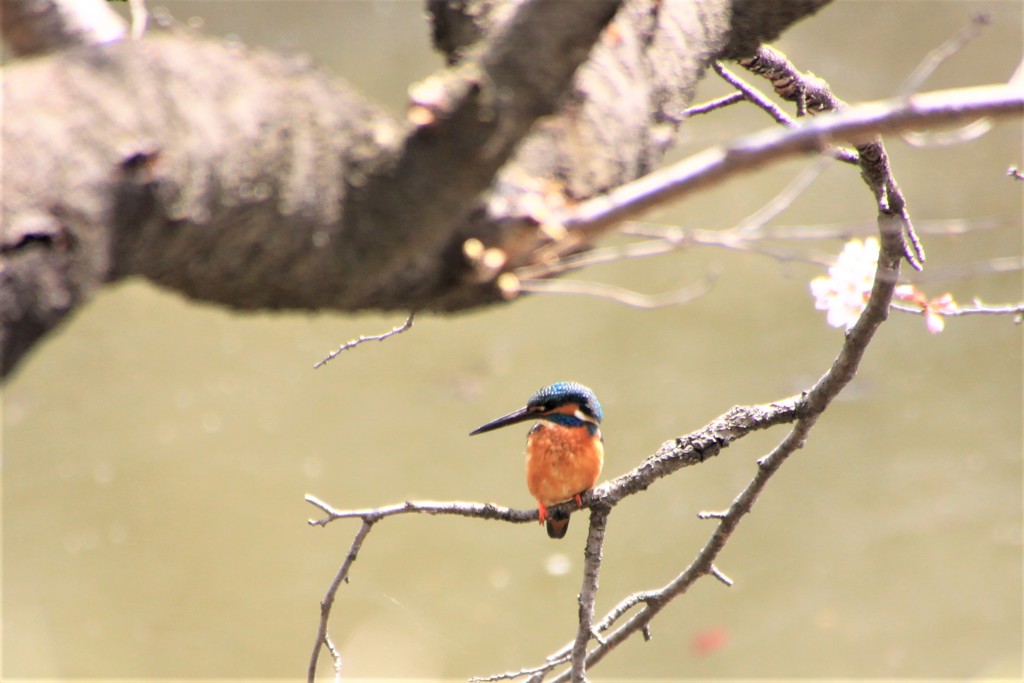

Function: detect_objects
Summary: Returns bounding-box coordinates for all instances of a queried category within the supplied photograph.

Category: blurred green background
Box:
[3,1,1021,680]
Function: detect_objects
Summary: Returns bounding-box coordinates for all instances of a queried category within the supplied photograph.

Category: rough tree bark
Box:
[0,0,831,376]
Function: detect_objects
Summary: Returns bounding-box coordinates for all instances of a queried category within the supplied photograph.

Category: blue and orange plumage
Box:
[470,382,604,539]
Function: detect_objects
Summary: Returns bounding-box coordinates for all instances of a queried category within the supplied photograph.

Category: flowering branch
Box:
[811,237,1023,334]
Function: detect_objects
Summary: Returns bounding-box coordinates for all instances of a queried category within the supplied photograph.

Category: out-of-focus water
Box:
[4,1,1021,680]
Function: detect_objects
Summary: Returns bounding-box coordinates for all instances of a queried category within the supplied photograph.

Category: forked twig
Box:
[739,45,928,270]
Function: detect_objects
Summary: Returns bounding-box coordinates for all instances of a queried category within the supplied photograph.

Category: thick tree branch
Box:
[342,0,626,300]
[2,0,833,378]
[0,0,716,376]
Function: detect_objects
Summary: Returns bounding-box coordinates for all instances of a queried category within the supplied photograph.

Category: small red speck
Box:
[691,626,728,656]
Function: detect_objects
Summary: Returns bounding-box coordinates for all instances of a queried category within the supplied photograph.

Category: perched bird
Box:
[470,382,604,539]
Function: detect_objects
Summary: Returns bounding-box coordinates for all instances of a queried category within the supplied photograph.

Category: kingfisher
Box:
[470,382,604,539]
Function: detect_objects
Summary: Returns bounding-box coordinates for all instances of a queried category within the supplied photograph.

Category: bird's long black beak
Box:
[469,405,538,436]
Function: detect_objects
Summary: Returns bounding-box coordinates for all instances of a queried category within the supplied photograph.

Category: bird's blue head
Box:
[526,381,603,424]
[469,381,603,436]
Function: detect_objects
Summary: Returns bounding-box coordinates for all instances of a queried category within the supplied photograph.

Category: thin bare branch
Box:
[593,590,658,634]
[898,13,996,149]
[735,156,833,233]
[323,634,343,683]
[624,224,835,266]
[515,228,698,281]
[306,495,535,527]
[515,222,832,285]
[307,520,374,683]
[709,564,734,587]
[313,313,415,369]
[900,117,994,147]
[920,256,1024,282]
[515,273,716,309]
[738,216,1005,241]
[680,91,745,118]
[470,660,563,683]
[892,301,1024,319]
[897,12,991,96]
[552,211,1008,286]
[713,61,794,125]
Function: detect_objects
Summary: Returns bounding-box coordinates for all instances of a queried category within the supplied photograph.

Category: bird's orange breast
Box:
[525,423,604,507]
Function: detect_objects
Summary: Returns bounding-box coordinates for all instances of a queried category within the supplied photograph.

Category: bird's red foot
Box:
[537,502,548,525]
[574,493,584,508]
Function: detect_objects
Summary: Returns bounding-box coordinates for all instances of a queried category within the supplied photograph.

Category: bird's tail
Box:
[546,508,570,539]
